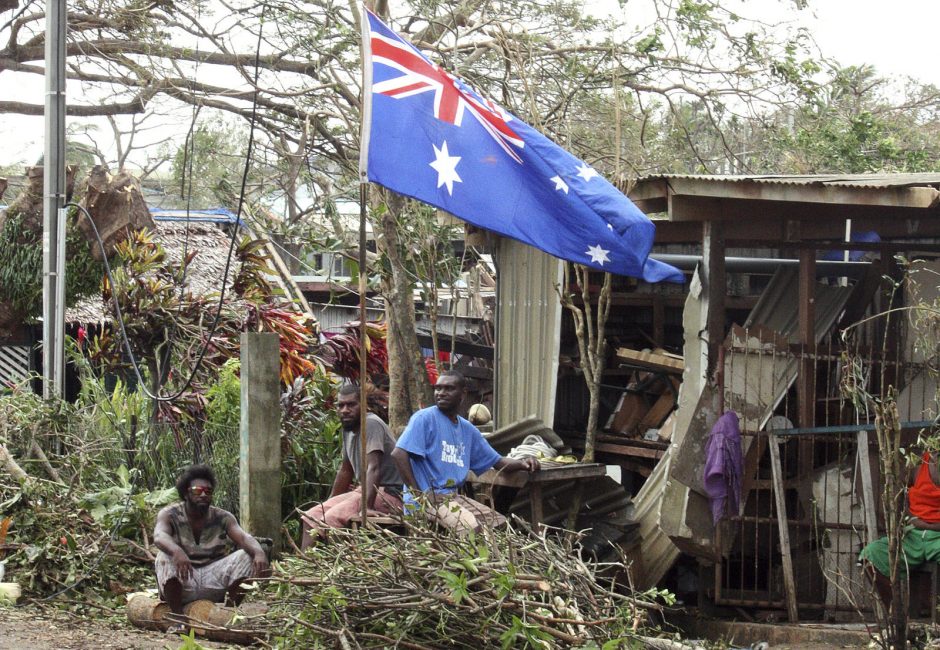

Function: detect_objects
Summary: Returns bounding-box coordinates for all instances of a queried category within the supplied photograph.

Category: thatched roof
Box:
[65,221,243,324]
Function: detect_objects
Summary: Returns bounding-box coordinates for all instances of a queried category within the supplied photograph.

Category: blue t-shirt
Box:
[395,406,502,507]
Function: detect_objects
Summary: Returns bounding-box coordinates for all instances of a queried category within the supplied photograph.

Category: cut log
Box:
[76,166,155,260]
[127,594,262,644]
[0,582,22,604]
[126,594,171,631]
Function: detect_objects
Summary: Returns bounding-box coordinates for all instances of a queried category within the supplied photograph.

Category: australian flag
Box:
[359,10,684,283]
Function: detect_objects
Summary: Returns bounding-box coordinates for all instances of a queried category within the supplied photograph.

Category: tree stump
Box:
[76,166,154,260]
[0,166,77,234]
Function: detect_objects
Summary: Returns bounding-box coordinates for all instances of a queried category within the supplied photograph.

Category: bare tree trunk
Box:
[558,264,611,463]
[376,192,433,432]
[557,264,611,530]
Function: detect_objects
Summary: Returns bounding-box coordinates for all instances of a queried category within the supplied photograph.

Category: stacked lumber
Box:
[607,347,683,442]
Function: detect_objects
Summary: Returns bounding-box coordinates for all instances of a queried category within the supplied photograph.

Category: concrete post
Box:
[239,332,281,546]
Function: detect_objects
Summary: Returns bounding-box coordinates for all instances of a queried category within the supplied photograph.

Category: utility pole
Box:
[42,0,67,399]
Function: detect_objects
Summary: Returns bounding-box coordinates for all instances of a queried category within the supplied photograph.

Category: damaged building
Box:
[490,173,940,622]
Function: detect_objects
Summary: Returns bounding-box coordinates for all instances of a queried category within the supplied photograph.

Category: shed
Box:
[493,173,940,621]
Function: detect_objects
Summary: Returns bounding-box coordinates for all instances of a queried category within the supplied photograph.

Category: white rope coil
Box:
[508,435,558,460]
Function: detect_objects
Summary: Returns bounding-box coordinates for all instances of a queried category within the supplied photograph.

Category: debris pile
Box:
[265,518,669,648]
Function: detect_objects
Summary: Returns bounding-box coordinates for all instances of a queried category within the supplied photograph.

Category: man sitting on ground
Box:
[153,464,270,631]
[860,450,940,608]
[300,384,403,547]
[391,370,539,533]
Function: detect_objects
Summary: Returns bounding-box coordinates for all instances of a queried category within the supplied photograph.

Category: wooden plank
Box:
[609,392,649,435]
[767,432,799,623]
[638,378,679,431]
[856,430,879,544]
[471,463,607,488]
[614,347,684,374]
[567,438,667,460]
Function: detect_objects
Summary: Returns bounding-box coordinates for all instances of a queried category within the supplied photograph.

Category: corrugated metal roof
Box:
[635,173,940,190]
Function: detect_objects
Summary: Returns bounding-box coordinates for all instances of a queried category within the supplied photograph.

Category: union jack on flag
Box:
[359,9,683,283]
[369,26,524,162]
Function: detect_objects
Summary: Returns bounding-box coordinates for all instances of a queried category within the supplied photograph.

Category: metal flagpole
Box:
[43,0,67,400]
[357,4,375,524]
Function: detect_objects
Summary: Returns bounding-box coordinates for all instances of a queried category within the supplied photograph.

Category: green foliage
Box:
[0,478,154,604]
[0,210,103,320]
[280,370,342,538]
[78,468,177,536]
[170,122,254,207]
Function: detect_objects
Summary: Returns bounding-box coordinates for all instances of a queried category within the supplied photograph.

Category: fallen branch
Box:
[0,444,28,483]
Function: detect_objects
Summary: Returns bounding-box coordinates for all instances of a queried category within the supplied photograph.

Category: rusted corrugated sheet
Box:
[633,173,940,190]
[743,267,854,343]
[494,238,563,428]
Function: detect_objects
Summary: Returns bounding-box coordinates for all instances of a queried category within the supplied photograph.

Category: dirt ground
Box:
[0,606,235,650]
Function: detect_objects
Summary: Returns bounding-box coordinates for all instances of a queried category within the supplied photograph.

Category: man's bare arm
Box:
[329,459,355,498]
[153,508,192,580]
[226,516,270,577]
[493,456,540,473]
[391,447,419,492]
[365,450,383,508]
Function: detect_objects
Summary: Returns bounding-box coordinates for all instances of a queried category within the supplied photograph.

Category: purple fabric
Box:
[703,411,744,524]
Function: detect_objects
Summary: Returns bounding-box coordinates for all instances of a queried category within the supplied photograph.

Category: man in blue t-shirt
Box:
[391,370,539,532]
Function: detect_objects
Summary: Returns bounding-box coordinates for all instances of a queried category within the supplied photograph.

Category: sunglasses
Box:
[189,486,214,497]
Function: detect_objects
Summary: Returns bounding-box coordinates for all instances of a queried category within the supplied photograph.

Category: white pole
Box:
[43,0,67,399]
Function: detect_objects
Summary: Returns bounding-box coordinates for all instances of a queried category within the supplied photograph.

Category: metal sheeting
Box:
[743,267,854,343]
[494,238,563,429]
[315,304,385,333]
[483,415,567,455]
[0,344,30,384]
[635,173,940,190]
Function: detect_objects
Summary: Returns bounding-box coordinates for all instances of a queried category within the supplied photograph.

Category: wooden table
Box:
[469,463,607,527]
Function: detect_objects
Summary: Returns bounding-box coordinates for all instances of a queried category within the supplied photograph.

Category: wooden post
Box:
[768,432,799,623]
[239,332,281,546]
[702,221,726,381]
[798,248,816,476]
[857,430,879,544]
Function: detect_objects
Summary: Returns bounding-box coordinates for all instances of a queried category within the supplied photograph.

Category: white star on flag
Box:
[551,175,569,194]
[586,244,611,266]
[576,162,599,182]
[430,141,462,195]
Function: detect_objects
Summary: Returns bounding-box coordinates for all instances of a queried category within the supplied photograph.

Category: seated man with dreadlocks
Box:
[153,464,270,631]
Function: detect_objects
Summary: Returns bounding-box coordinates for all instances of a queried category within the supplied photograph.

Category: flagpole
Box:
[357,4,375,525]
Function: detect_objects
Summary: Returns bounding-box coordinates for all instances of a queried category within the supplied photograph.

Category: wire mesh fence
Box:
[714,324,938,620]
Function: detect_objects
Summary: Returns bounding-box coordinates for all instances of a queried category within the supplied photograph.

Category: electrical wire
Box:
[59,3,269,403]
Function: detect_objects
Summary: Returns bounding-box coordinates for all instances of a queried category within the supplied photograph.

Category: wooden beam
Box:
[798,248,816,429]
[703,220,726,379]
[768,432,800,623]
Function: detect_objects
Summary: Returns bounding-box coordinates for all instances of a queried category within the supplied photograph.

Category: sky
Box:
[2,0,939,170]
